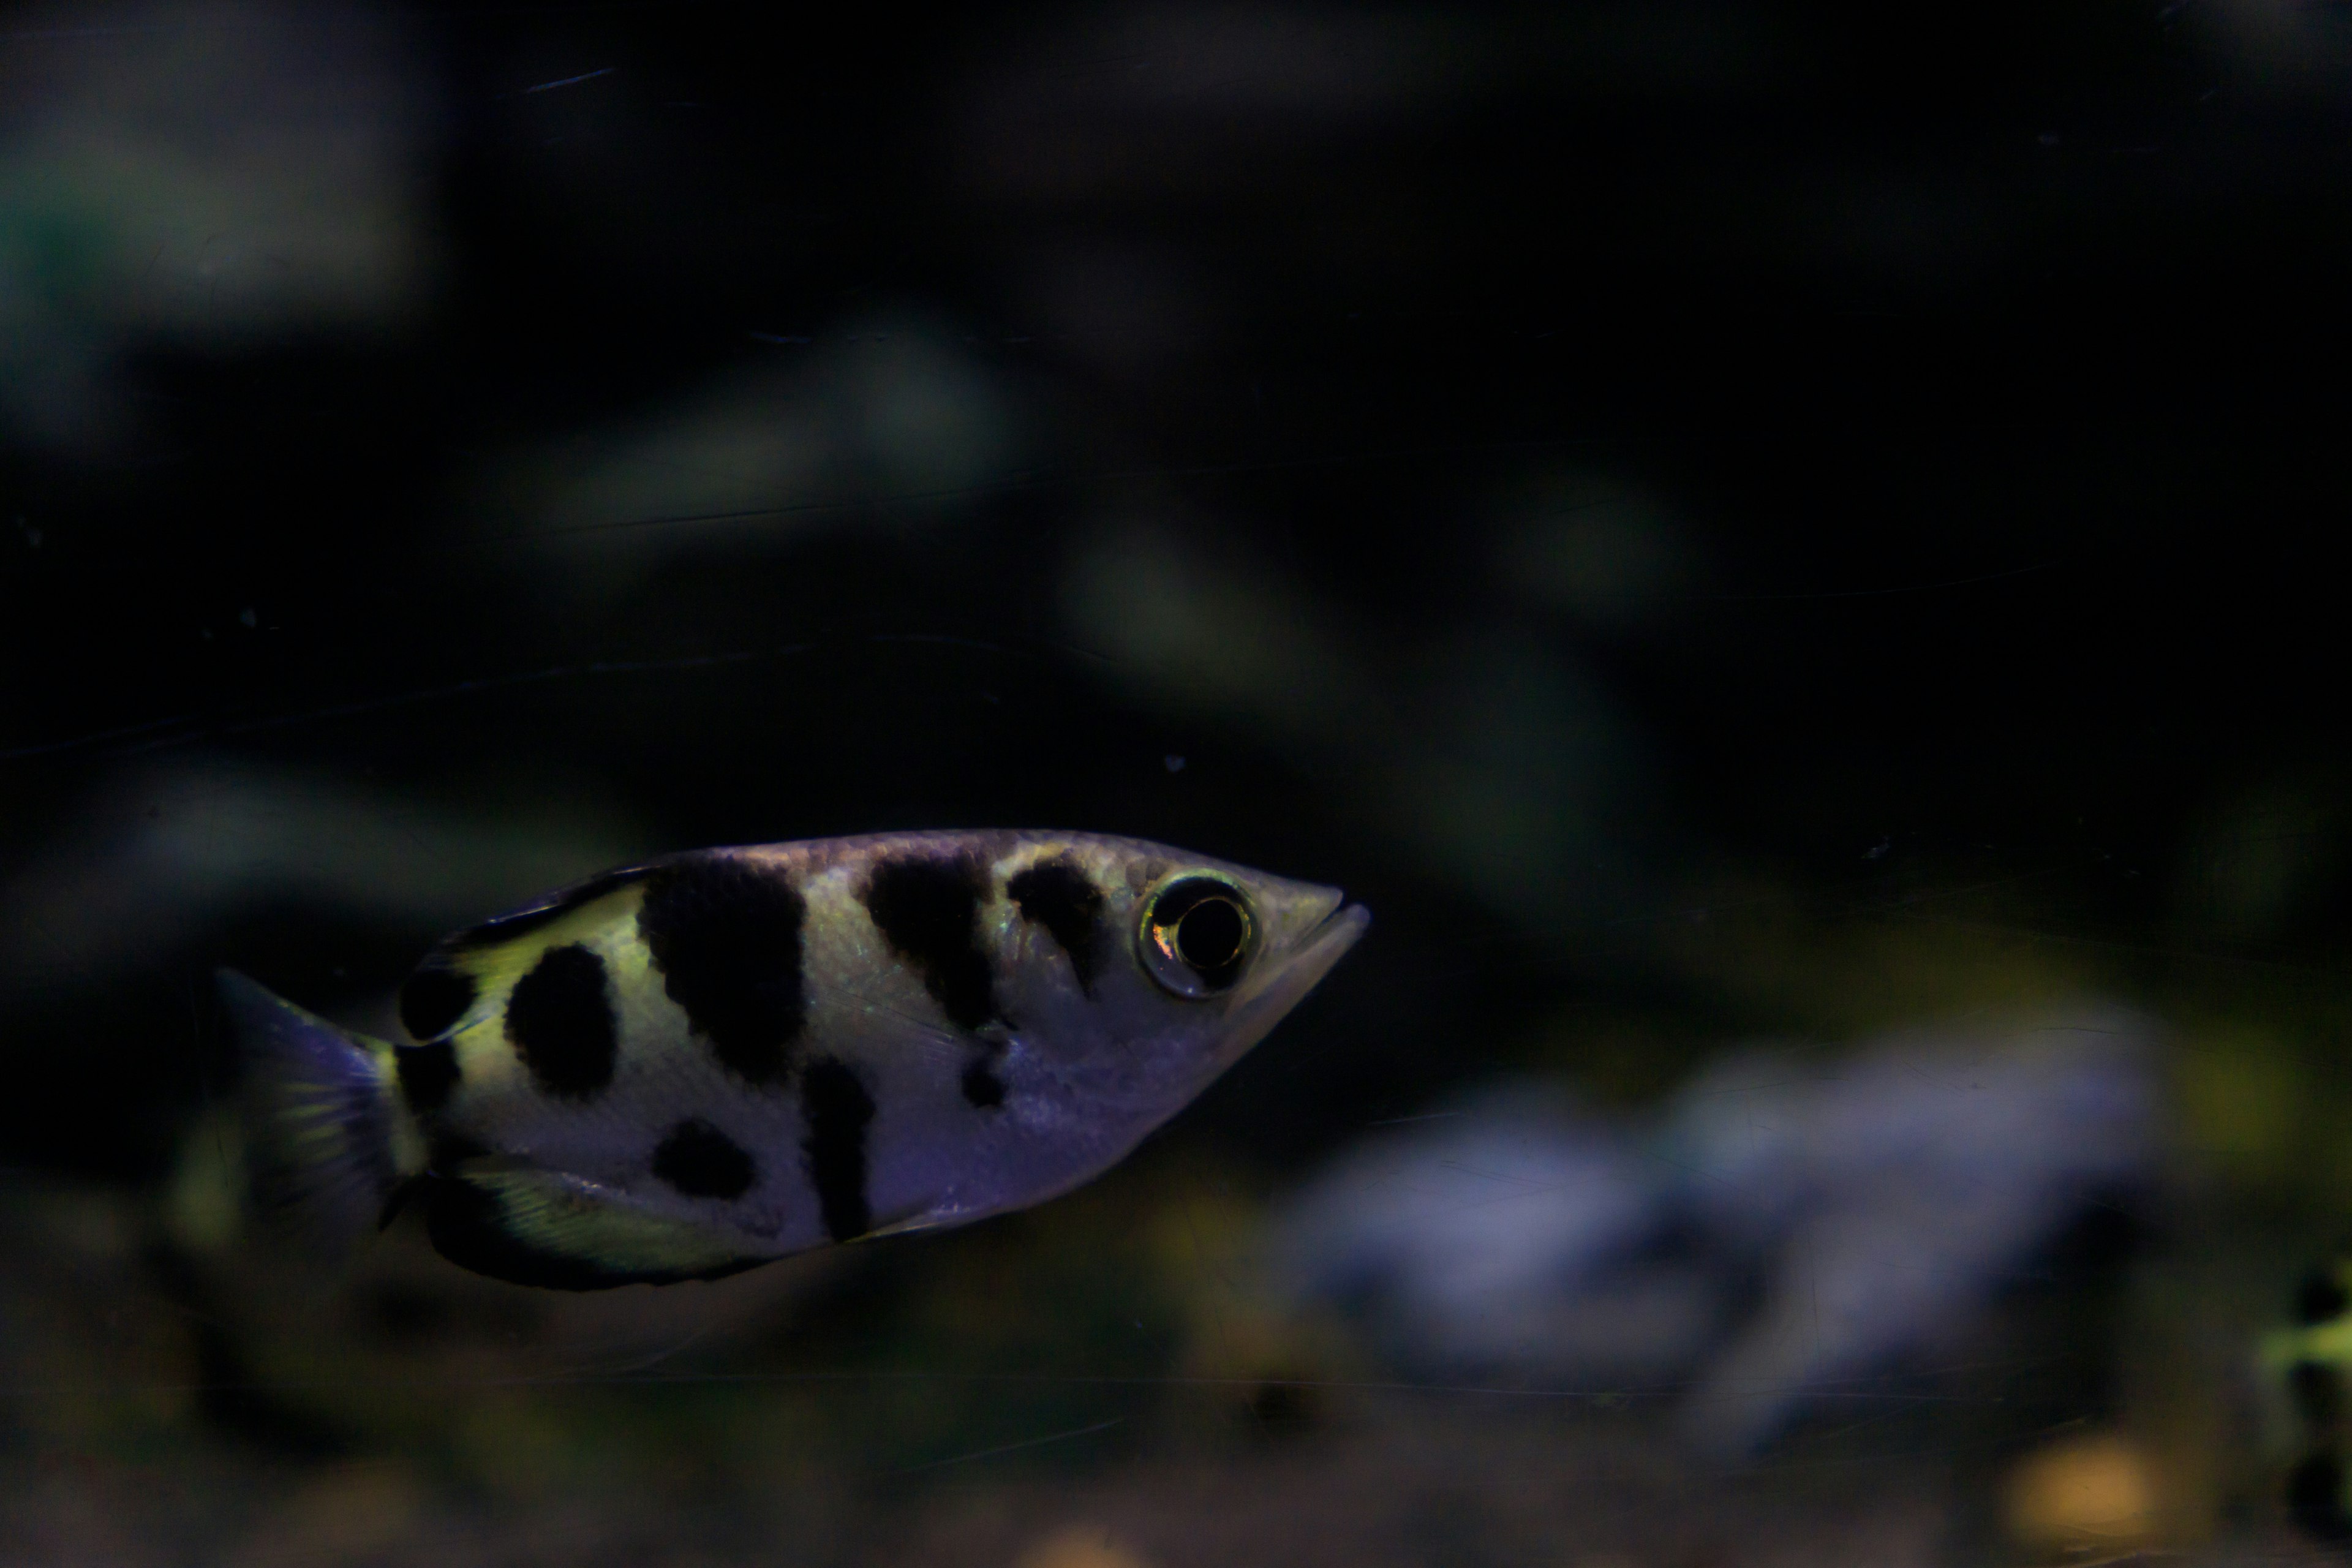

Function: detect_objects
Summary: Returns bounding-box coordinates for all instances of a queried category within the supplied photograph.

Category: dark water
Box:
[5,2,2351,1562]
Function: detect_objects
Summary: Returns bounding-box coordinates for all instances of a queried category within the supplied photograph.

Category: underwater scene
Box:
[7,2,2352,1563]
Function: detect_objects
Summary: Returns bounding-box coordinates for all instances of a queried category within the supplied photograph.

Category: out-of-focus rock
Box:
[1268,1085,1721,1385]
[1999,1430,2165,1561]
[1268,1005,2165,1456]
[1014,1524,1156,1568]
[1665,1007,2161,1455]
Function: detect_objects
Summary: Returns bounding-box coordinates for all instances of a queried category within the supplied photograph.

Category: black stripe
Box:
[1007,857,1106,994]
[652,1117,758,1200]
[801,1058,875,1241]
[394,1038,461,1114]
[505,944,619,1099]
[638,856,808,1086]
[398,964,476,1042]
[960,1059,1006,1109]
[861,853,997,1031]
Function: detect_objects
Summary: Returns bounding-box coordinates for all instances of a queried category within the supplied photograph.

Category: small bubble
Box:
[1164,754,1186,773]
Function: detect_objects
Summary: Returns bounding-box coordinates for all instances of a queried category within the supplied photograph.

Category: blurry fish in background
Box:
[1268,1005,2162,1457]
[221,830,1367,1288]
[2260,1251,2352,1544]
[0,0,439,453]
[0,761,633,1004]
[475,321,1022,591]
[1061,508,1657,926]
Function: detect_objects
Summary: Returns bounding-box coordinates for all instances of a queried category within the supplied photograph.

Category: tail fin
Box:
[216,969,423,1261]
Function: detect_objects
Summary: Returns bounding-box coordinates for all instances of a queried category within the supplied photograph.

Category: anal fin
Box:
[423,1164,772,1290]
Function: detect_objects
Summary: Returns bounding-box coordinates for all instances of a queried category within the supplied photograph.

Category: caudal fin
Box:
[216,969,420,1260]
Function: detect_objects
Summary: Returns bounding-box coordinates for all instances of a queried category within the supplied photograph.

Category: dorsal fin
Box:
[437,862,658,954]
[399,862,657,1043]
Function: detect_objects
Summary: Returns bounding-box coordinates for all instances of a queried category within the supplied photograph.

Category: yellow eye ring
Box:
[1137,875,1256,998]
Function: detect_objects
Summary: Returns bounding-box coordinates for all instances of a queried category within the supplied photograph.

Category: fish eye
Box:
[1138,875,1256,998]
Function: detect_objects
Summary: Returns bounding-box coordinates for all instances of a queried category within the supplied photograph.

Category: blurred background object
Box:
[1268,1006,2162,1457]
[8,0,2352,1562]
[0,0,438,453]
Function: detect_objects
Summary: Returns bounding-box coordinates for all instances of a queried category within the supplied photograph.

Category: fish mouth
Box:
[1222,893,1371,1056]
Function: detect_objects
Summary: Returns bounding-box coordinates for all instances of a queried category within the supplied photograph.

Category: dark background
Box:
[6,0,2343,1173]
[4,3,2351,1561]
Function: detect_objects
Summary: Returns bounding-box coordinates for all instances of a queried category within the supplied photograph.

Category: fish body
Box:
[222,831,1366,1289]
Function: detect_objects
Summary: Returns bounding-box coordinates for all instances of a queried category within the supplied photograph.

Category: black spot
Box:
[638,857,807,1086]
[2302,1266,2351,1325]
[443,865,652,952]
[960,1058,1006,1109]
[862,854,997,1031]
[801,1058,875,1242]
[505,944,618,1099]
[652,1118,758,1200]
[399,965,476,1042]
[1008,858,1105,993]
[2290,1450,2352,1540]
[394,1039,461,1114]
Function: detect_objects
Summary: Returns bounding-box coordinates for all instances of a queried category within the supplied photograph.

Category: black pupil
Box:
[1175,897,1245,970]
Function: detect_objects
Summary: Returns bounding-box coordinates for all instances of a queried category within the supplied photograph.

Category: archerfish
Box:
[219,831,1368,1290]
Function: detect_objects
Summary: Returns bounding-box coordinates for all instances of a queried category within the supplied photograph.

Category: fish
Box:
[2267,1250,2352,1542]
[218,830,1368,1291]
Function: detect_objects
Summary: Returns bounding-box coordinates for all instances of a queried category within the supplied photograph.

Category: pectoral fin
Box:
[422,1163,773,1290]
